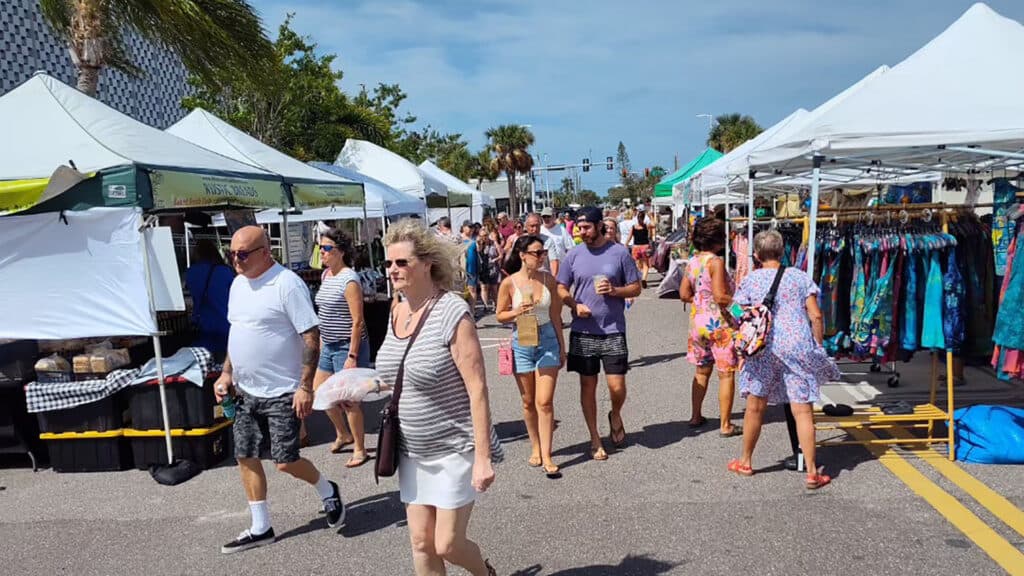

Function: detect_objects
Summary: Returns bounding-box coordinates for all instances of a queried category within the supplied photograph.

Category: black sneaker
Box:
[220,527,275,554]
[324,480,346,528]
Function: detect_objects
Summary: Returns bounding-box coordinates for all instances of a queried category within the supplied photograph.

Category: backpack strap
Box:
[762,267,787,310]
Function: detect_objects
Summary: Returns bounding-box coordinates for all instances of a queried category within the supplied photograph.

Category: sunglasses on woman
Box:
[319,244,336,253]
[383,259,412,268]
[228,246,265,262]
[524,249,548,257]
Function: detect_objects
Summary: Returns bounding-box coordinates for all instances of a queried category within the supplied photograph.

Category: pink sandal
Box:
[727,459,754,477]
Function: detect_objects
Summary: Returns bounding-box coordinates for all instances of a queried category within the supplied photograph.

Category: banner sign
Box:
[291,182,365,209]
[149,169,284,210]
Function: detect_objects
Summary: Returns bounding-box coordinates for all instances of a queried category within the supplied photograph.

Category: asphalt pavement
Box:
[2,278,1023,575]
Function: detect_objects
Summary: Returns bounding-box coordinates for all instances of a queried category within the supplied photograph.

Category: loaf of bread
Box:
[89,349,131,373]
[35,354,71,372]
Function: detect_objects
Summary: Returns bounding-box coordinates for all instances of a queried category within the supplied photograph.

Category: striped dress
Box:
[375,292,503,462]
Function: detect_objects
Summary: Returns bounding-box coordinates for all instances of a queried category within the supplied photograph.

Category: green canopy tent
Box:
[652,147,723,205]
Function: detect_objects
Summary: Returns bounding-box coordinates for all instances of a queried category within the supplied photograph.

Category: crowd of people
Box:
[201,205,837,575]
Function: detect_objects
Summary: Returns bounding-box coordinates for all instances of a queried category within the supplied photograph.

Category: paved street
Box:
[2,280,1023,575]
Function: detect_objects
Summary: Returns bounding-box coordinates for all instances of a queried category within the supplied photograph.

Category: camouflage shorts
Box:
[233,392,301,464]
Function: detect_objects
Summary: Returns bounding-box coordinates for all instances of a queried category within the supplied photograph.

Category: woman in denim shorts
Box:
[496,235,566,477]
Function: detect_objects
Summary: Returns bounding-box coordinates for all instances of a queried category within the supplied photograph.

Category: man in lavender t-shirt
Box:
[557,206,642,461]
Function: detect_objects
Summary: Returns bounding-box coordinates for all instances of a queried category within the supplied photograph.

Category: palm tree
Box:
[485,124,535,219]
[469,148,499,191]
[707,113,763,153]
[40,0,274,96]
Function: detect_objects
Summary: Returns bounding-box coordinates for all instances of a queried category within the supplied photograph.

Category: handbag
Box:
[498,339,514,375]
[734,267,786,358]
[375,296,439,483]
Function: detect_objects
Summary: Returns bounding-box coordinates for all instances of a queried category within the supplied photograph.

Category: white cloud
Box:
[251,0,1024,191]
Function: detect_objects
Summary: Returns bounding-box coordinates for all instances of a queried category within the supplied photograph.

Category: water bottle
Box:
[221,395,236,420]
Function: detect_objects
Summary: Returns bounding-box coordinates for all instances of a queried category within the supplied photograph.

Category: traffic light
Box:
[621,168,628,178]
[582,158,590,172]
[606,156,613,169]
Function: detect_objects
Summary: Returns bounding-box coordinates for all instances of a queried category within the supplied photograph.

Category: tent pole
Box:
[280,203,290,267]
[806,156,824,274]
[184,226,191,268]
[362,194,372,269]
[747,171,755,271]
[139,216,174,464]
[723,183,731,272]
[383,215,392,298]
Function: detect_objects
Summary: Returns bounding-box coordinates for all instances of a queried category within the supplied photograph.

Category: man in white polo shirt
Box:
[541,206,575,256]
[214,226,345,554]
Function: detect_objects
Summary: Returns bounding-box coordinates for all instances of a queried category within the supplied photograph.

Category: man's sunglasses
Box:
[383,259,411,268]
[524,249,548,257]
[228,246,265,262]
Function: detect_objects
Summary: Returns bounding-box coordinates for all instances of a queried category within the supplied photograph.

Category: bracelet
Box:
[299,385,313,394]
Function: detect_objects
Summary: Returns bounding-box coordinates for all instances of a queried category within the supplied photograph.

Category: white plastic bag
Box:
[312,368,390,410]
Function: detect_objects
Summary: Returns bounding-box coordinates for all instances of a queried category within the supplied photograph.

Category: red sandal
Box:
[806,473,831,490]
[727,459,754,477]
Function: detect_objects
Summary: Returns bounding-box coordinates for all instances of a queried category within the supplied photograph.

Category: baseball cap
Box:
[540,207,554,217]
[636,204,646,212]
[575,206,603,225]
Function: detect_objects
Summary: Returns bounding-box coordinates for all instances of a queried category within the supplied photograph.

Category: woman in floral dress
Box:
[727,230,838,489]
[680,217,741,437]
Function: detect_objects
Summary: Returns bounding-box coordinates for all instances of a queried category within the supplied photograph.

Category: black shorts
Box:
[567,332,629,376]
[233,392,301,464]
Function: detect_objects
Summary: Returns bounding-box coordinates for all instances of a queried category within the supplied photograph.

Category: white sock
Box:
[248,501,271,535]
[313,474,334,500]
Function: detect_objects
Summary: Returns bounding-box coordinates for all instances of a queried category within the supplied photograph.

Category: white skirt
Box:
[399,450,476,509]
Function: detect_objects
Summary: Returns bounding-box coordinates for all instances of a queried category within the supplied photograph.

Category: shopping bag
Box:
[516,314,539,346]
[498,339,514,376]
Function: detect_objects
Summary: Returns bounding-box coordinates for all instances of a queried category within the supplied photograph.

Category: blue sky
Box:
[249,0,1024,193]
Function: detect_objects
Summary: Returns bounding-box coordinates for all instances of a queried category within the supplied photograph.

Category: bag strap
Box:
[762,267,787,310]
[388,294,441,412]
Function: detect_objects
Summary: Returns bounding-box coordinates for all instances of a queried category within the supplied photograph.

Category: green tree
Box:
[576,189,599,206]
[468,148,499,190]
[707,113,763,153]
[485,124,535,219]
[616,141,632,177]
[40,0,274,96]
[182,16,389,161]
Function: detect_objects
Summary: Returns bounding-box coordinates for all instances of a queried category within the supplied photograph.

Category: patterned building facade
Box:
[0,0,189,128]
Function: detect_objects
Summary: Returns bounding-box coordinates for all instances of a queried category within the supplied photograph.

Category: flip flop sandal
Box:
[719,426,744,438]
[806,473,831,490]
[727,459,754,476]
[542,464,561,478]
[688,417,708,428]
[608,411,627,447]
[330,438,354,454]
[345,452,368,468]
[590,447,609,461]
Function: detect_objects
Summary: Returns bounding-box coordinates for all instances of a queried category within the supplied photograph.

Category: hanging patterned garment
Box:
[920,250,946,350]
[819,236,844,338]
[942,250,966,354]
[882,240,905,363]
[900,243,921,352]
[848,244,869,355]
[992,226,1024,379]
[992,178,1020,277]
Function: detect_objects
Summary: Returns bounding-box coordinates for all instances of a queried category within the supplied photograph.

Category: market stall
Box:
[419,160,495,224]
[0,74,291,471]
[739,3,1024,460]
[334,138,450,222]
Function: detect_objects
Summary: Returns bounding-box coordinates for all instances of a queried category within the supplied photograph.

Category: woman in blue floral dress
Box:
[727,230,838,489]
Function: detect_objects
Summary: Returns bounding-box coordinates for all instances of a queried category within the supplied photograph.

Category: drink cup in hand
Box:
[594,275,611,295]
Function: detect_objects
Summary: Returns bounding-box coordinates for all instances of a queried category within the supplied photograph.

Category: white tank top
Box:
[511,276,552,326]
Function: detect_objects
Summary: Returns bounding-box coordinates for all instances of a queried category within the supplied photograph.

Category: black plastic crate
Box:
[41,430,132,473]
[125,421,233,470]
[36,393,126,434]
[129,378,217,430]
[0,340,38,384]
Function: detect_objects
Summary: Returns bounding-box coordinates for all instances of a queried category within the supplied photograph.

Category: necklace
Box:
[403,293,435,330]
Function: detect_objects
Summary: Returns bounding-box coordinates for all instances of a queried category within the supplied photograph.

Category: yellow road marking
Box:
[888,427,1024,540]
[849,428,1024,576]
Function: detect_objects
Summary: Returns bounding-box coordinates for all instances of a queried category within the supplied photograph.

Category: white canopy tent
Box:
[0,74,280,182]
[418,161,495,224]
[749,2,1024,269]
[310,162,425,218]
[335,140,449,222]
